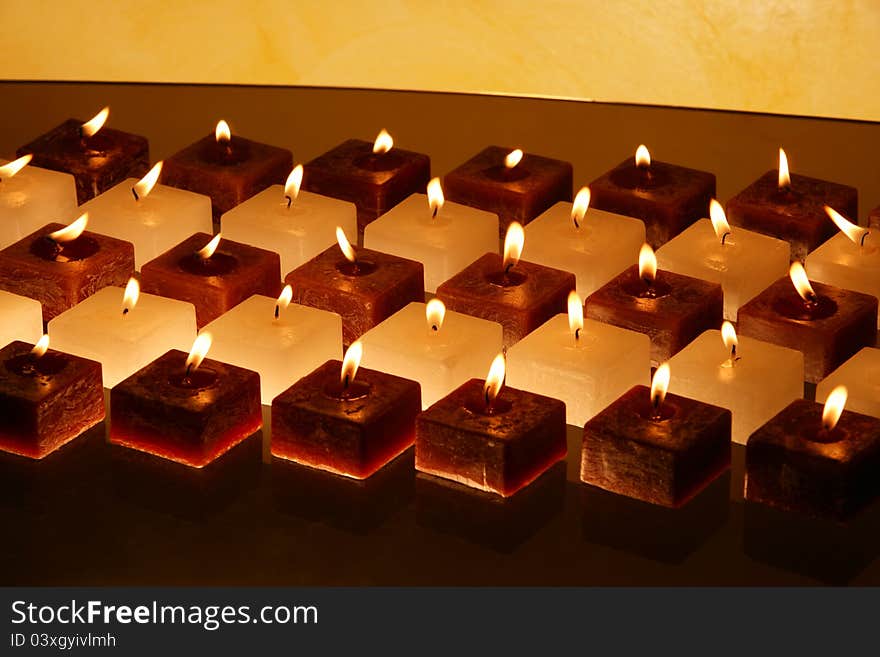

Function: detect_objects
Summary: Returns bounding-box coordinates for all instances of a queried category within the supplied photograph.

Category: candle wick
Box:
[122,308,130,316]
[131,187,140,202]
[285,195,292,210]
[572,215,580,229]
[504,262,514,276]
[860,231,870,248]
[574,327,581,342]
[274,304,281,319]
[343,373,350,390]
[720,231,731,246]
[432,206,439,219]
[185,363,193,378]
[431,324,438,332]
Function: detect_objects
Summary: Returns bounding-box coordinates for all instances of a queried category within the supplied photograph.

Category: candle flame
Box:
[121,277,140,315]
[568,290,584,340]
[721,321,738,354]
[484,352,506,405]
[824,205,869,246]
[822,385,847,431]
[504,149,523,169]
[275,284,293,318]
[132,161,163,200]
[426,298,446,332]
[215,119,231,143]
[341,340,363,387]
[81,107,109,138]
[336,226,356,263]
[789,261,816,302]
[502,221,525,271]
[709,199,732,243]
[778,147,791,189]
[31,334,50,358]
[197,233,222,260]
[635,144,651,168]
[638,242,657,283]
[651,363,670,408]
[571,186,591,228]
[427,177,444,218]
[49,213,88,243]
[285,165,303,204]
[373,129,393,154]
[185,332,213,373]
[0,154,32,181]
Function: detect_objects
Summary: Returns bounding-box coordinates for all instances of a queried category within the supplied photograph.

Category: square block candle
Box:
[303,132,431,238]
[161,120,293,222]
[359,300,503,409]
[0,216,135,322]
[745,393,880,520]
[0,290,43,348]
[16,108,149,204]
[588,145,715,249]
[140,232,282,328]
[816,348,880,420]
[363,184,499,293]
[443,146,573,237]
[521,190,645,299]
[203,292,342,405]
[271,352,422,479]
[0,156,78,249]
[285,229,424,347]
[0,339,104,459]
[667,324,804,444]
[415,357,567,497]
[506,307,650,426]
[581,370,732,507]
[80,165,213,269]
[584,245,723,366]
[109,340,262,467]
[222,167,358,275]
[47,281,197,388]
[656,201,790,320]
[726,149,858,261]
[737,264,878,383]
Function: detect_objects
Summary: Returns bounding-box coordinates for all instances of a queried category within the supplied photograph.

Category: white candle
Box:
[0,156,78,249]
[656,201,789,321]
[0,289,43,348]
[522,190,645,299]
[47,280,198,387]
[816,347,880,419]
[222,166,357,276]
[203,290,343,404]
[363,181,498,293]
[359,300,503,408]
[81,164,212,269]
[666,323,804,444]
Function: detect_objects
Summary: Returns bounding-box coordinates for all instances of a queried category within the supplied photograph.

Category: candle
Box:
[359,299,503,409]
[521,187,646,299]
[363,178,499,292]
[271,342,422,479]
[584,243,723,366]
[16,107,149,204]
[0,336,104,459]
[745,387,880,521]
[656,200,789,320]
[109,333,262,467]
[581,364,732,507]
[506,291,650,426]
[805,206,880,327]
[303,130,431,240]
[435,222,575,347]
[203,287,343,405]
[161,120,293,223]
[0,290,43,348]
[666,322,803,444]
[284,227,424,347]
[0,213,135,322]
[47,278,197,387]
[737,262,878,383]
[816,347,880,420]
[443,145,573,238]
[139,232,282,328]
[588,145,716,248]
[0,156,78,249]
[870,205,880,230]
[726,148,858,261]
[80,162,213,269]
[415,353,567,497]
[221,164,358,275]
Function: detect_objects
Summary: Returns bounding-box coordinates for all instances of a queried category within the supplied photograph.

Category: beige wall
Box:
[2,1,878,121]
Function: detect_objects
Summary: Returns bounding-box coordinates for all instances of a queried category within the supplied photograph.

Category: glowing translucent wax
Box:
[0,290,43,349]
[667,330,804,444]
[363,194,498,293]
[506,315,650,426]
[222,185,357,276]
[656,219,790,321]
[203,294,343,405]
[816,347,880,420]
[521,202,645,299]
[806,233,880,328]
[0,160,77,250]
[81,178,212,269]
[359,302,503,409]
[47,285,197,387]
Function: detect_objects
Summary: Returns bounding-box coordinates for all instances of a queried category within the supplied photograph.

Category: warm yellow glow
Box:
[81,106,109,138]
[197,233,222,259]
[121,277,140,315]
[215,119,231,142]
[427,177,444,218]
[336,226,356,263]
[709,199,731,242]
[778,147,791,189]
[484,352,506,404]
[721,321,738,354]
[651,362,670,408]
[789,262,816,302]
[822,385,848,431]
[49,213,88,242]
[373,128,393,154]
[341,340,363,386]
[0,154,32,181]
[635,144,651,168]
[638,242,657,283]
[275,284,293,318]
[426,298,446,332]
[185,332,213,372]
[504,148,523,169]
[571,186,591,228]
[568,290,584,340]
[132,161,162,200]
[285,165,304,203]
[824,205,869,246]
[502,221,525,271]
[31,334,50,358]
